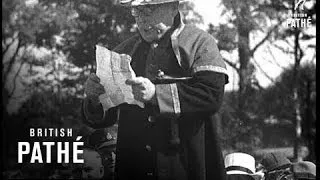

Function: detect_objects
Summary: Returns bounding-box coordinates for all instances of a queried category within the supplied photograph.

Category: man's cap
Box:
[261,152,292,172]
[292,161,316,179]
[225,152,256,175]
[119,0,186,6]
[88,129,116,148]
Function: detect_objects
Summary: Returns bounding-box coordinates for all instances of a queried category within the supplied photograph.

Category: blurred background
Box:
[2,0,316,177]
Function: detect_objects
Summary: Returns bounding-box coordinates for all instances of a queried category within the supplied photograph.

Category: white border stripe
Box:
[170,83,181,115]
[193,65,228,75]
[171,12,185,67]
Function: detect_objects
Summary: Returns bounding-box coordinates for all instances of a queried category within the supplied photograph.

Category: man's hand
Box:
[126,77,155,103]
[84,73,105,106]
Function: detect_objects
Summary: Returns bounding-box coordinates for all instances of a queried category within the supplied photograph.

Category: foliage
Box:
[179,1,203,25]
[34,0,136,68]
[259,63,316,135]
[2,89,84,172]
[218,91,264,152]
[210,0,316,157]
[218,62,316,154]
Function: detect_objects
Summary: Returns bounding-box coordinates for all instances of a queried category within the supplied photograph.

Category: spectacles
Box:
[131,5,160,17]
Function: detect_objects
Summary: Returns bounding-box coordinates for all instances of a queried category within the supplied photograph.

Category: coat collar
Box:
[170,12,185,41]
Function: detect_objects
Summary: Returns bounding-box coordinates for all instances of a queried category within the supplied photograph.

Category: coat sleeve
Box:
[154,33,228,115]
[155,71,226,115]
[82,98,119,129]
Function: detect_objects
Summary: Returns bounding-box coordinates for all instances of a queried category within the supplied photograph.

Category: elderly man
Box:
[82,0,228,179]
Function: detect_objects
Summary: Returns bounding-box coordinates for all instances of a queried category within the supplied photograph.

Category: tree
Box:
[2,0,43,108]
[267,0,316,161]
[212,0,289,113]
[258,62,316,161]
[2,0,53,170]
[208,0,288,152]
[210,0,316,156]
[179,1,203,24]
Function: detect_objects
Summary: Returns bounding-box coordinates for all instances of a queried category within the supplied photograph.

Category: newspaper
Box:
[95,45,144,111]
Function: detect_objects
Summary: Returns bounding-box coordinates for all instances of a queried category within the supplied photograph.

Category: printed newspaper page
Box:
[95,45,144,110]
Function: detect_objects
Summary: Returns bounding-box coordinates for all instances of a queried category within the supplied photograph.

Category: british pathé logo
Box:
[286,0,311,28]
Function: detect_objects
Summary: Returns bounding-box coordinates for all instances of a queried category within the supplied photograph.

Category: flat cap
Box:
[292,161,316,179]
[261,152,291,172]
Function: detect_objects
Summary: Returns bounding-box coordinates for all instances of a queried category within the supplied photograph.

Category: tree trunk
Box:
[304,79,314,161]
[292,0,303,162]
[293,88,302,162]
[293,27,302,163]
[237,23,251,116]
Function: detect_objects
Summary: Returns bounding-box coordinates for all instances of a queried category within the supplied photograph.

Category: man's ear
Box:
[99,166,104,178]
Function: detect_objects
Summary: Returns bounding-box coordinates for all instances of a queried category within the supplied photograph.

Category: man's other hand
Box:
[126,77,155,102]
[84,73,105,105]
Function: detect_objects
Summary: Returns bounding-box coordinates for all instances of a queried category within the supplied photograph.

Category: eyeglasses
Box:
[131,5,160,17]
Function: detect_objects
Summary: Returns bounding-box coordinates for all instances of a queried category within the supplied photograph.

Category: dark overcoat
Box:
[83,13,228,180]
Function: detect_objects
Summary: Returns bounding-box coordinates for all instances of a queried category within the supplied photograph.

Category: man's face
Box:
[81,149,104,179]
[131,3,178,42]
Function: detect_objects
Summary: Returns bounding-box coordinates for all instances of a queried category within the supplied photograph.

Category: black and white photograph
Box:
[2,0,316,179]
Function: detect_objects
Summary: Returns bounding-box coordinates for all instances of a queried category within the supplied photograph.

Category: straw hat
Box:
[225,152,256,175]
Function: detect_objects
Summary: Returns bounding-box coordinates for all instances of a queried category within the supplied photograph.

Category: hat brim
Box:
[295,173,316,179]
[227,170,251,175]
[226,173,257,180]
[120,0,185,6]
[267,163,291,172]
[227,171,264,177]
